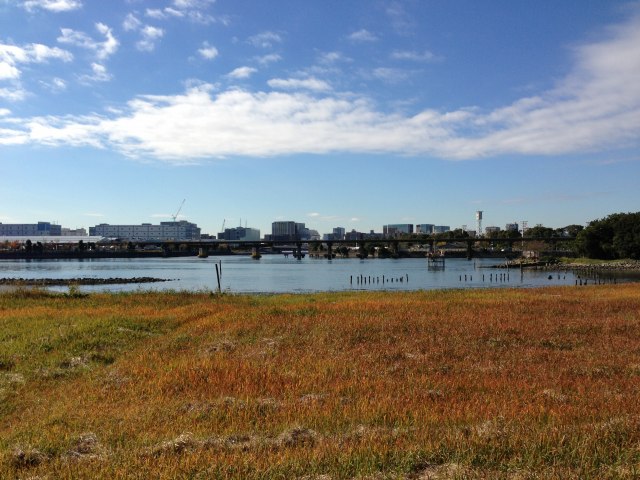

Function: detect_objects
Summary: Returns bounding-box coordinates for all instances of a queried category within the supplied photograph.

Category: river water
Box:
[1,255,632,294]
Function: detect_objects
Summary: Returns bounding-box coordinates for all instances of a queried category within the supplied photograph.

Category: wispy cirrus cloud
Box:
[1,9,639,163]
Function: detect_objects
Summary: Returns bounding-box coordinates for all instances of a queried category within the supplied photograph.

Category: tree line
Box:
[574,212,640,260]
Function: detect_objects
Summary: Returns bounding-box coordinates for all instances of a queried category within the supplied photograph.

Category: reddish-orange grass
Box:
[1,284,640,478]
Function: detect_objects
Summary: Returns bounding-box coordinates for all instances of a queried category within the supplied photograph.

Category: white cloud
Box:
[23,0,82,12]
[0,43,73,76]
[2,10,640,162]
[256,53,281,65]
[0,86,27,102]
[391,49,439,63]
[145,0,222,25]
[0,42,72,98]
[123,13,142,32]
[0,108,10,116]
[348,29,377,43]
[385,1,415,35]
[79,62,111,83]
[58,23,118,60]
[137,25,164,52]
[268,77,331,92]
[247,31,282,49]
[318,51,346,64]
[40,77,67,92]
[198,42,219,60]
[123,14,164,52]
[0,62,20,80]
[372,67,408,83]
[227,66,256,79]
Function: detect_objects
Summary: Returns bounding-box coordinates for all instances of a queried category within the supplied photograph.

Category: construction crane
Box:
[172,199,186,223]
[221,219,226,232]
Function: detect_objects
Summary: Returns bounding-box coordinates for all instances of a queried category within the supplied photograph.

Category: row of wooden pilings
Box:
[351,274,408,285]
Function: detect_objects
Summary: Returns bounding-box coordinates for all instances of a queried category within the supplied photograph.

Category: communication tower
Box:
[476,211,483,237]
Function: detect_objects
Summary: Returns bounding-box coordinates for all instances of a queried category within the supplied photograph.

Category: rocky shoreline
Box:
[496,260,640,271]
[0,277,173,286]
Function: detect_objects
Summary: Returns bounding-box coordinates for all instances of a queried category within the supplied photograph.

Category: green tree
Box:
[525,225,555,238]
[576,212,640,259]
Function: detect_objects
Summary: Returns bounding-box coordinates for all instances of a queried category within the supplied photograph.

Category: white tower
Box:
[476,211,483,238]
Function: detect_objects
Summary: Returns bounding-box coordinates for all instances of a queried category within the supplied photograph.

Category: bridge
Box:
[4,236,577,260]
[107,236,577,260]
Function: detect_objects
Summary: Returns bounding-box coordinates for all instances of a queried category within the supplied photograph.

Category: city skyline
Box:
[1,1,639,236]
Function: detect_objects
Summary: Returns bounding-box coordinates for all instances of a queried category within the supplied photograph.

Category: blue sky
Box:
[1,0,639,237]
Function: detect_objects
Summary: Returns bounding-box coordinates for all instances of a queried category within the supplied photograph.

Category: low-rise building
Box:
[217,227,260,241]
[89,221,201,241]
[0,221,62,236]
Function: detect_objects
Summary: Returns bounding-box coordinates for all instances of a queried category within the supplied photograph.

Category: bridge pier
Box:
[251,245,261,259]
[198,247,209,258]
[295,242,303,260]
[466,240,473,260]
[327,242,333,259]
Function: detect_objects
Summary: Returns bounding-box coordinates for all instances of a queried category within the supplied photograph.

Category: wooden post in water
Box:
[215,263,221,293]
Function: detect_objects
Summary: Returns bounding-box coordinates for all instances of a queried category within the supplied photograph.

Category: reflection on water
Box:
[0,256,634,294]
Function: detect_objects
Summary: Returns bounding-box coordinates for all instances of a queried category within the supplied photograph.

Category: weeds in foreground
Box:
[1,285,639,478]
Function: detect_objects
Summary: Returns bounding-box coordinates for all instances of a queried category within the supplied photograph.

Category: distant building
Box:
[383,224,414,237]
[323,227,346,241]
[217,227,260,241]
[89,221,201,241]
[416,224,435,235]
[433,225,451,234]
[485,226,500,235]
[62,227,88,236]
[505,223,519,232]
[307,229,321,241]
[0,221,62,237]
[271,221,300,242]
[345,229,364,241]
[364,230,384,240]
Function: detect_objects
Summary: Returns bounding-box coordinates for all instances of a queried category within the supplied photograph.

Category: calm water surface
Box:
[0,255,625,294]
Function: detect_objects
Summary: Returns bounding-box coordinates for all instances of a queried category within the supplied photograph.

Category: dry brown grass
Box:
[1,285,640,478]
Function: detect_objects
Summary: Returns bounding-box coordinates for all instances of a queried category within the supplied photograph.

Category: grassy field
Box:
[1,284,640,479]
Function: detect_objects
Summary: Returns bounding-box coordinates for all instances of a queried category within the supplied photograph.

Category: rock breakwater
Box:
[0,277,172,286]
